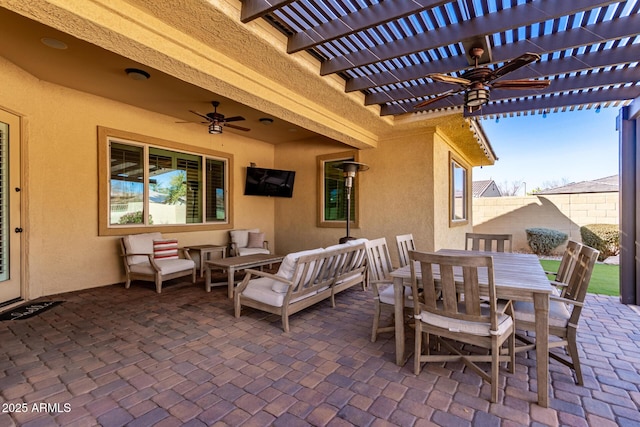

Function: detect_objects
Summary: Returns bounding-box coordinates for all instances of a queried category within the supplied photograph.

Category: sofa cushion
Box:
[129,258,195,275]
[273,248,325,292]
[247,232,265,248]
[242,277,316,306]
[124,232,163,265]
[153,239,179,260]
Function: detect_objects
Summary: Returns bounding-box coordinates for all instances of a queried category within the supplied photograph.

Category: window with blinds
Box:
[108,139,227,227]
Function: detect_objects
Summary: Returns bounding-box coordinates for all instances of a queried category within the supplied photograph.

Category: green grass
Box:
[539,260,620,296]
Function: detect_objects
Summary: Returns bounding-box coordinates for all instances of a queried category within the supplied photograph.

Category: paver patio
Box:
[1,277,639,426]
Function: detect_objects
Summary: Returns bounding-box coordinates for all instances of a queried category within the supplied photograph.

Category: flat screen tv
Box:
[244,167,296,198]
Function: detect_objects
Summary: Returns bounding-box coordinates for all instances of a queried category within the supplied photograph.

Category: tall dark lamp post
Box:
[335,161,369,244]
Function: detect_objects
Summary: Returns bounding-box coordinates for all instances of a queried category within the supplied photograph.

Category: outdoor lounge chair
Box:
[120,232,196,293]
[229,229,270,256]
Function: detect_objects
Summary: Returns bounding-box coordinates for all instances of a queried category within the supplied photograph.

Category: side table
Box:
[185,245,226,277]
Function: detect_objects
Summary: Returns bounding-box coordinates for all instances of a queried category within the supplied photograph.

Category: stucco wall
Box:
[472,193,619,253]
[1,57,278,298]
[274,129,473,267]
[2,55,482,299]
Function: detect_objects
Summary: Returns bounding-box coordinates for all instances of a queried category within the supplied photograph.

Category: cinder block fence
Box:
[472,193,619,254]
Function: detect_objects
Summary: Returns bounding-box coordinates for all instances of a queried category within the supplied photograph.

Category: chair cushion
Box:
[418,304,513,337]
[230,229,259,249]
[153,239,179,260]
[379,284,414,307]
[513,299,571,328]
[129,258,195,275]
[237,247,271,256]
[124,232,163,265]
[247,232,265,248]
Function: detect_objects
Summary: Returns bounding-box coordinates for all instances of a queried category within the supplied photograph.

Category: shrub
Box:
[580,224,619,261]
[118,211,153,225]
[525,228,568,255]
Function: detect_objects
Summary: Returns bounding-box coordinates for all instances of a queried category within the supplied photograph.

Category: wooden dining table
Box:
[390,249,554,407]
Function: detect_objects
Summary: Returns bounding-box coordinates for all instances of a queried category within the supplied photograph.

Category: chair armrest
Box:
[121,253,161,272]
[550,295,584,307]
[229,242,239,257]
[178,247,193,260]
[235,269,292,293]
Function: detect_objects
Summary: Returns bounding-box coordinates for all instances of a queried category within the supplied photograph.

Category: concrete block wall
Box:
[472,193,618,254]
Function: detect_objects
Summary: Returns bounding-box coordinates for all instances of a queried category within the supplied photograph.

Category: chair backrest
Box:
[409,250,498,329]
[395,233,416,267]
[555,240,583,284]
[563,245,599,308]
[122,232,163,265]
[465,232,513,253]
[365,237,394,282]
[229,228,260,249]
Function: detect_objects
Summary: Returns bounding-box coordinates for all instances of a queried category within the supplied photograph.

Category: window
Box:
[317,151,360,228]
[99,127,233,235]
[450,153,469,225]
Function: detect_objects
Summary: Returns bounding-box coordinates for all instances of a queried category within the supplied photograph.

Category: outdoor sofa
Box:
[234,239,368,332]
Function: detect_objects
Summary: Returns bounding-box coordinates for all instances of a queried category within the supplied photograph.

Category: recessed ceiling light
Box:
[40,37,67,50]
[125,68,151,80]
[259,118,274,125]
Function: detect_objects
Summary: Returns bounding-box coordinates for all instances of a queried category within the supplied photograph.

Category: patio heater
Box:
[334,161,369,244]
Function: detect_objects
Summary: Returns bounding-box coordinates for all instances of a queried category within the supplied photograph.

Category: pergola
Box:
[238,0,640,304]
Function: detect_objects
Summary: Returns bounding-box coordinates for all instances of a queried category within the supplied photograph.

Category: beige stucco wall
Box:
[1,56,280,298]
[274,128,473,267]
[472,193,619,253]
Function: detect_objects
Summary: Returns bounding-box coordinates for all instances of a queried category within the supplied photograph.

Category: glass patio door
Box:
[0,109,22,304]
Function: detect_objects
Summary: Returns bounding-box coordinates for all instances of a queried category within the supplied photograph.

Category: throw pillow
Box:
[153,239,179,260]
[247,232,265,248]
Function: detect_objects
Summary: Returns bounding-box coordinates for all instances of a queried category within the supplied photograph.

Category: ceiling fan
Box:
[188,101,250,134]
[414,48,551,112]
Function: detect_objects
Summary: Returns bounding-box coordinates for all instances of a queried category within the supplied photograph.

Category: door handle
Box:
[15,228,23,233]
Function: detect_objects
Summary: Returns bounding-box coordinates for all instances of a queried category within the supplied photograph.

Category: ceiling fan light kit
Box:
[414,47,550,114]
[186,101,251,134]
[208,123,223,134]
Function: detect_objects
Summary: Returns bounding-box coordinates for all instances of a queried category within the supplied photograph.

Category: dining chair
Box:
[513,244,599,385]
[545,240,582,294]
[408,250,515,403]
[365,237,413,342]
[465,232,513,253]
[395,233,416,267]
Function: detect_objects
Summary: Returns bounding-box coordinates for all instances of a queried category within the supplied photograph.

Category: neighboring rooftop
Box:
[535,175,619,194]
[473,179,502,197]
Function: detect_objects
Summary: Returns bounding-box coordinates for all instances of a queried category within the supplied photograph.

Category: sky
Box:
[474,107,620,194]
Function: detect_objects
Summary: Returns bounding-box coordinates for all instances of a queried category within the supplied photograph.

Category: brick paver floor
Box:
[1,278,639,426]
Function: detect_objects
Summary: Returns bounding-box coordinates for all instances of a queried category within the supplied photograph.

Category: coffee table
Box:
[185,245,226,277]
[205,253,284,298]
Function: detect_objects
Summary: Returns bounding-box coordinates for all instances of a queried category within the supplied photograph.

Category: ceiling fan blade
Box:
[223,116,246,122]
[224,123,251,131]
[414,90,458,109]
[491,52,541,79]
[427,73,471,86]
[189,110,212,121]
[491,79,551,90]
